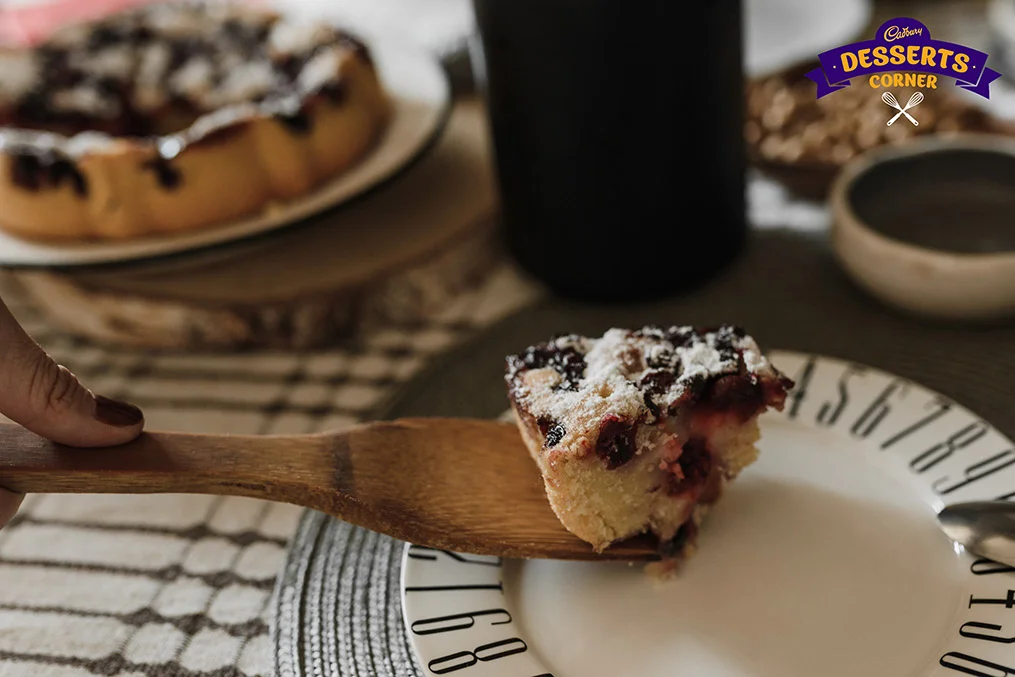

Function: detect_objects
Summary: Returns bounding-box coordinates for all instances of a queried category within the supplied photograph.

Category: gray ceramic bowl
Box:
[829,133,1015,322]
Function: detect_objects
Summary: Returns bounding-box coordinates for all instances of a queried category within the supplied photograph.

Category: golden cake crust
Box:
[0,2,390,241]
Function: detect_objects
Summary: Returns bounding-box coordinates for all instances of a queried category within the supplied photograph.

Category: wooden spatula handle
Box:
[0,419,661,560]
[0,422,327,500]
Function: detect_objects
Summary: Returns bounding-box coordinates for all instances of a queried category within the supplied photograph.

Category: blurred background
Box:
[1,1,1015,675]
[3,0,1015,329]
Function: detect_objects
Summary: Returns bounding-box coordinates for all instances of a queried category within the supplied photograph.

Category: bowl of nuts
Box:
[829,133,1015,323]
[746,62,1003,201]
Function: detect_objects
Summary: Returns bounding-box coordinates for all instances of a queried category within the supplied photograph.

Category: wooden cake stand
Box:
[8,99,500,351]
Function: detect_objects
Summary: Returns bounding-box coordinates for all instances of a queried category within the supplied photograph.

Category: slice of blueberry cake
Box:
[505,325,793,560]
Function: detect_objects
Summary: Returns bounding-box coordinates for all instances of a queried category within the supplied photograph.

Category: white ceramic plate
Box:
[953,0,1015,120]
[402,350,1015,677]
[0,36,451,268]
[745,0,873,76]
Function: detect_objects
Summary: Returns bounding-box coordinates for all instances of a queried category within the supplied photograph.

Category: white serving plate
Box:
[745,0,873,76]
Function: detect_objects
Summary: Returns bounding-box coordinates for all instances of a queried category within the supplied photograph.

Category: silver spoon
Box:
[938,501,1015,568]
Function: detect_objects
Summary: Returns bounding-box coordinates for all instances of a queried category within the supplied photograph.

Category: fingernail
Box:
[93,395,144,427]
[0,488,25,530]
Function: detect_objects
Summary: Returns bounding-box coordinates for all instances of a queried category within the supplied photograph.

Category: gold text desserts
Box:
[0,2,390,241]
[505,325,792,560]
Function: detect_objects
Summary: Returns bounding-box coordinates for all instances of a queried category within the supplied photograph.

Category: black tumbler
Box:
[471,0,747,302]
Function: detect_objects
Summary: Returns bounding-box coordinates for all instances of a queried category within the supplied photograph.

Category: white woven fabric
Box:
[0,262,540,677]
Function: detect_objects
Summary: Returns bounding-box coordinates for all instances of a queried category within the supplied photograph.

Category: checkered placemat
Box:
[0,264,541,677]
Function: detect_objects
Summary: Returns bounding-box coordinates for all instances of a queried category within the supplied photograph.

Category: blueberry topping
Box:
[645,345,677,370]
[712,325,742,362]
[665,326,698,347]
[674,373,710,408]
[10,147,87,196]
[143,156,181,189]
[632,326,665,341]
[132,25,154,44]
[535,417,566,447]
[87,23,128,50]
[643,392,661,421]
[507,340,587,392]
[706,374,762,411]
[322,81,347,104]
[595,415,638,469]
[639,369,676,397]
[276,110,312,134]
[221,19,246,42]
[545,424,565,447]
[667,438,711,495]
[634,324,699,348]
[93,75,122,97]
[277,54,305,82]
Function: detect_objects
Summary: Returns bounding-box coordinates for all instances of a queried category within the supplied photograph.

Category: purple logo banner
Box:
[806,17,1002,99]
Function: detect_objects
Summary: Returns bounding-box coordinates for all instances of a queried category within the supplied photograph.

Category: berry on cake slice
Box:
[504,325,793,561]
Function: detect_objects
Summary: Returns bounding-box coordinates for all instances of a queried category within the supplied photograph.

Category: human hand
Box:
[0,297,144,528]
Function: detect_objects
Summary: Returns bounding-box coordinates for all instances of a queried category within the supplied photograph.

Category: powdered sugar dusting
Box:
[63,131,116,155]
[215,61,279,104]
[680,338,734,382]
[540,330,647,434]
[268,20,334,56]
[0,51,39,102]
[133,42,173,111]
[47,22,91,48]
[136,42,172,89]
[740,340,770,374]
[505,325,785,452]
[78,46,134,79]
[169,57,216,101]
[50,86,120,118]
[146,4,209,37]
[186,102,259,141]
[298,50,341,93]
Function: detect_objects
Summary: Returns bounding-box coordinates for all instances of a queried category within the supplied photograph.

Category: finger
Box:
[0,299,144,447]
[0,489,24,529]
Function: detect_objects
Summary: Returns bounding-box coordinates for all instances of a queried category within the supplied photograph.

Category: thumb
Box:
[0,300,143,447]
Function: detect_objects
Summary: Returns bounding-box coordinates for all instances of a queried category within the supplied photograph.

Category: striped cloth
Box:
[0,266,540,677]
[0,2,499,669]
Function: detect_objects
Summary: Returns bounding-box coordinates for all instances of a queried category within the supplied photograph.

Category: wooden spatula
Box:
[0,418,659,561]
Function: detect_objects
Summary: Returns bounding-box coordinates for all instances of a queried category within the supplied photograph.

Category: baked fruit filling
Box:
[0,2,389,241]
[504,325,793,561]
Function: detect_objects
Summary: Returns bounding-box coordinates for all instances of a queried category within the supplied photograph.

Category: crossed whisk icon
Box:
[881,91,924,126]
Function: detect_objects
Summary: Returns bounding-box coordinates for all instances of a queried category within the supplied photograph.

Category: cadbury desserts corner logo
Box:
[806,18,1002,101]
